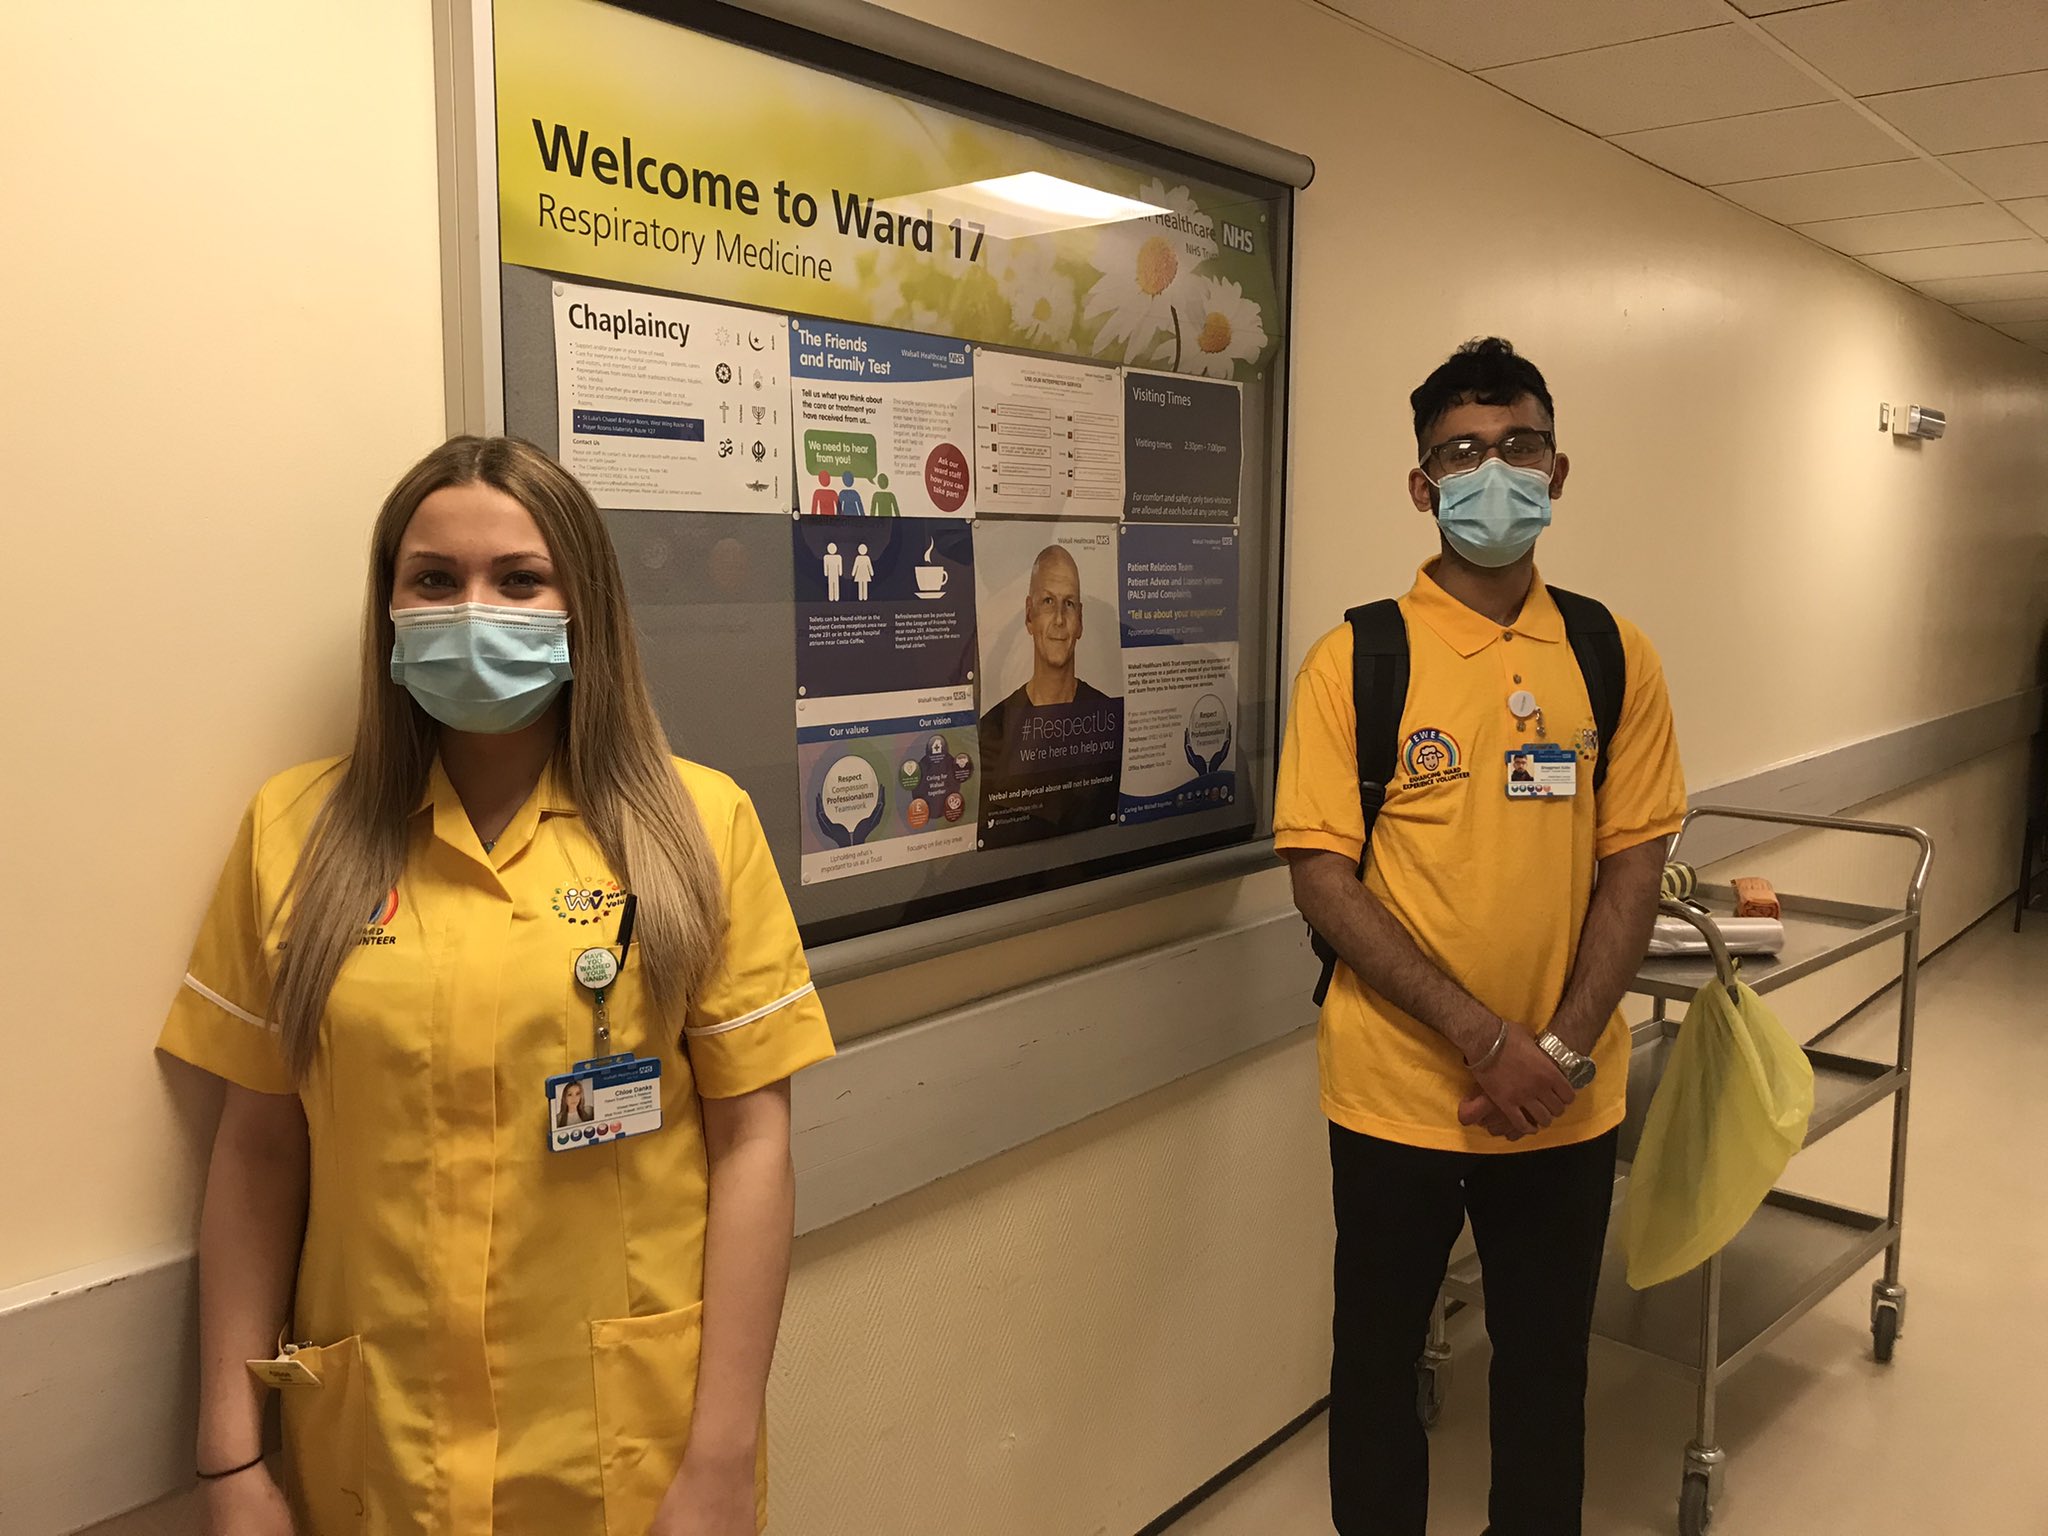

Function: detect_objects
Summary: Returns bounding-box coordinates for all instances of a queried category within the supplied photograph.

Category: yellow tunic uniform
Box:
[1276,564,1686,1153]
[158,755,834,1534]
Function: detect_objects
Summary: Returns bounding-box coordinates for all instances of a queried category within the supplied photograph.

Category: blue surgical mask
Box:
[389,602,572,734]
[1435,457,1554,568]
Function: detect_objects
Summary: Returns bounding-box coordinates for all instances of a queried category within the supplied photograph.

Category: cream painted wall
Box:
[3,2,446,1289]
[20,0,2048,1533]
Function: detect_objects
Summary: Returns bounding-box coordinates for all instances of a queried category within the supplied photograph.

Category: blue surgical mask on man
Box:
[390,602,573,734]
[1435,458,1554,568]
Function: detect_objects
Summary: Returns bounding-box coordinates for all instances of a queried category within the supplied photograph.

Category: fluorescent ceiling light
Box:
[876,172,1170,241]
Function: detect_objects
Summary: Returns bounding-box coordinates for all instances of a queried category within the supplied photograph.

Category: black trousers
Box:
[1328,1123,1619,1536]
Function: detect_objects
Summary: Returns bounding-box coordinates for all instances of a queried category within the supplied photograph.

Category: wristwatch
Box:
[1535,1031,1597,1089]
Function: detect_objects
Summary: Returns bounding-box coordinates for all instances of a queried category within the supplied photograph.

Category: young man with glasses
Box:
[1277,338,1686,1535]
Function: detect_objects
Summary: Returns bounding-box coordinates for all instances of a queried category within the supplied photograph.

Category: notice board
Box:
[444,0,1301,948]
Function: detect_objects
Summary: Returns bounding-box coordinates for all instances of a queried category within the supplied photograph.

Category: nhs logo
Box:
[1221,221,1257,255]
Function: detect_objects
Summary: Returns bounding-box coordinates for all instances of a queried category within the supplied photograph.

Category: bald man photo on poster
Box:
[976,522,1124,846]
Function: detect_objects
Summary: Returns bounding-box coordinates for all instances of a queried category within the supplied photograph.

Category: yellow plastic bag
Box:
[1624,980,1815,1290]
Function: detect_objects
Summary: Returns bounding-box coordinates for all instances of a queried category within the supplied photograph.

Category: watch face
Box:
[1568,1058,1597,1089]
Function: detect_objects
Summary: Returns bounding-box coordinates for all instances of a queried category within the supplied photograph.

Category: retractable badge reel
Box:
[546,895,664,1151]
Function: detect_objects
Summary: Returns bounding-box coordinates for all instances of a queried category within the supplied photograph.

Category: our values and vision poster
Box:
[1123,369,1243,524]
[974,520,1123,847]
[553,281,789,512]
[793,517,978,882]
[790,318,975,519]
[971,349,1124,518]
[1118,526,1239,823]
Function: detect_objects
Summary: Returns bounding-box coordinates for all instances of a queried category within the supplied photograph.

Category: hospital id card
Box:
[545,1055,663,1151]
[1505,745,1579,799]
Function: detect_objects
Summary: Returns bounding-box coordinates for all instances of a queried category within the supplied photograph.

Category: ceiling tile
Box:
[1325,0,1729,72]
[1994,318,2048,345]
[1864,72,2048,155]
[1478,26,1828,137]
[1955,295,2048,323]
[1728,1,1838,12]
[1612,101,1905,183]
[1713,159,1965,221]
[1793,202,2030,255]
[1914,269,2048,302]
[1861,238,2048,281]
[2008,196,2048,234]
[1944,142,2048,198]
[1761,0,2048,95]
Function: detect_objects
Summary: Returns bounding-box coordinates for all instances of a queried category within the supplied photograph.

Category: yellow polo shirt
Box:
[1276,564,1685,1153]
[158,755,832,1534]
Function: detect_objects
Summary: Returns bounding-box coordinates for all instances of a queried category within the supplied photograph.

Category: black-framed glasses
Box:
[1420,428,1555,482]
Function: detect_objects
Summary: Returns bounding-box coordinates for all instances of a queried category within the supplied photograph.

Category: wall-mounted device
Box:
[1879,403,1947,439]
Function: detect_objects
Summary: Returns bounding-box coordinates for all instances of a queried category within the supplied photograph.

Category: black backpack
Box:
[1307,587,1626,1006]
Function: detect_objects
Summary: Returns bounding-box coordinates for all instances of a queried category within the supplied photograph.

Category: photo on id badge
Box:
[545,1057,663,1150]
[1505,745,1578,799]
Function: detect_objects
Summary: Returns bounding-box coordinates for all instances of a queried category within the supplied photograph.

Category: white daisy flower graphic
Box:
[1083,180,1217,362]
[995,239,1078,347]
[1177,275,1268,378]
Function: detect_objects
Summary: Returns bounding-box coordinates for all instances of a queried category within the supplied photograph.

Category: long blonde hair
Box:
[272,436,726,1079]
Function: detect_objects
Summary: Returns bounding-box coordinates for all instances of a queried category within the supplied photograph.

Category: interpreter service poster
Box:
[790,318,975,519]
[1118,525,1239,823]
[552,281,789,511]
[971,348,1123,518]
[974,520,1123,847]
[792,517,978,883]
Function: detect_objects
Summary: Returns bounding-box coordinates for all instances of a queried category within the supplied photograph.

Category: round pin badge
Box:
[575,947,620,991]
[1508,689,1539,720]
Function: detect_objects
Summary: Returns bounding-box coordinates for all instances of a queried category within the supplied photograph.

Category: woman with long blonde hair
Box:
[161,436,833,1535]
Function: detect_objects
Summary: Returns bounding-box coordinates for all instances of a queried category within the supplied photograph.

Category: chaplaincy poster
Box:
[974,520,1123,847]
[1118,525,1239,822]
[793,517,979,882]
[790,318,976,519]
[552,281,789,512]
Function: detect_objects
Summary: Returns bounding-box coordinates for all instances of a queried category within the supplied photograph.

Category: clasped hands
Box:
[1458,1021,1576,1141]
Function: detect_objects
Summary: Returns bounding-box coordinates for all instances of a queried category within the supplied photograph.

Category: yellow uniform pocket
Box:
[591,1303,705,1535]
[278,1335,368,1532]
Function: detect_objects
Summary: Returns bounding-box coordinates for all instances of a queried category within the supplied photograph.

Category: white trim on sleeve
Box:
[183,974,278,1033]
[686,981,816,1039]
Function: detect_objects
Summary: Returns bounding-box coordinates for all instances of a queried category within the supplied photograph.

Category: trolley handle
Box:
[1657,898,1742,1001]
[1674,806,1934,912]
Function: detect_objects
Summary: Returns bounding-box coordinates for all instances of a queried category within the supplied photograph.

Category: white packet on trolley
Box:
[1648,915,1785,957]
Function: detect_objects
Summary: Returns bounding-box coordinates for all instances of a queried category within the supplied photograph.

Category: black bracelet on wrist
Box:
[196,1452,265,1481]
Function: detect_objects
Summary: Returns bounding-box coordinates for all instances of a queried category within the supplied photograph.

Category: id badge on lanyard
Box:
[545,895,663,1151]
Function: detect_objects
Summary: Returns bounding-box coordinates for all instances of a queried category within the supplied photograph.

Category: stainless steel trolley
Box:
[1425,807,1935,1536]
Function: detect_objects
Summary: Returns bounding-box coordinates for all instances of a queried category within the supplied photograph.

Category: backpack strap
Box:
[1548,586,1625,792]
[1309,600,1409,1007]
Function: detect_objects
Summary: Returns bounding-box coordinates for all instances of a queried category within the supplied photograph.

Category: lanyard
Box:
[575,894,638,1057]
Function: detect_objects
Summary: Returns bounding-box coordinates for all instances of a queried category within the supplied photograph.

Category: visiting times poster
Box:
[552,281,789,512]
[793,517,979,883]
[1118,525,1238,822]
[790,318,976,519]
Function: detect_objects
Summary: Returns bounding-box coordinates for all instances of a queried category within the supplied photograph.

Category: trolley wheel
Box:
[1416,1365,1445,1428]
[1873,1305,1899,1364]
[1679,1473,1712,1536]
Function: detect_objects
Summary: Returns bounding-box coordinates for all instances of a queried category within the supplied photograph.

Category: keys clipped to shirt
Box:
[546,896,663,1152]
[1504,746,1579,799]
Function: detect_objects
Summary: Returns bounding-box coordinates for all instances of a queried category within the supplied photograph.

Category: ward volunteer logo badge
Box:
[1401,728,1470,789]
[553,881,627,925]
[360,886,401,948]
